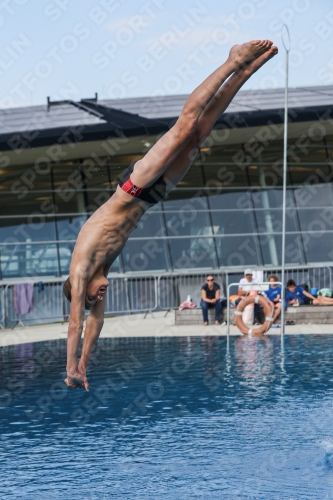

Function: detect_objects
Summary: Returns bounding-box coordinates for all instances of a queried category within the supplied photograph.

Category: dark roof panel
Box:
[0,85,332,151]
[102,85,333,118]
[0,103,105,134]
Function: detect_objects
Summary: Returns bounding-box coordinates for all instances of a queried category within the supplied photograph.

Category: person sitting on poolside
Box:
[264,274,282,322]
[235,269,261,325]
[200,274,227,326]
[286,279,333,306]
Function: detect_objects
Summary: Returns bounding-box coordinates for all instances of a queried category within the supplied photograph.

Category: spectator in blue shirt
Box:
[265,274,282,322]
[286,279,333,306]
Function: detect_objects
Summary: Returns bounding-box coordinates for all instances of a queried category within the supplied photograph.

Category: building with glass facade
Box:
[1,85,333,280]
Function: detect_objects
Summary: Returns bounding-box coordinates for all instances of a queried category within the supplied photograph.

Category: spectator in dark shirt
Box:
[286,279,333,306]
[201,275,227,326]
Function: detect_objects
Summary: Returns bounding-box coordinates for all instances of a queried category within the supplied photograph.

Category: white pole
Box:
[280,25,290,335]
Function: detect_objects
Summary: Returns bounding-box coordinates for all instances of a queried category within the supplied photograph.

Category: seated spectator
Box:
[286,279,333,306]
[265,274,282,322]
[201,275,227,326]
[235,269,261,325]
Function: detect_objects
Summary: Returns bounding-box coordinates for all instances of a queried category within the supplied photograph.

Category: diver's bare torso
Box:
[70,187,150,280]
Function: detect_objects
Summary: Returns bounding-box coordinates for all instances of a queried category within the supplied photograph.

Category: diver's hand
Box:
[64,365,89,391]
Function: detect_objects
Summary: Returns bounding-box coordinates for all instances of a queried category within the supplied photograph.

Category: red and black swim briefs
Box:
[119,162,167,205]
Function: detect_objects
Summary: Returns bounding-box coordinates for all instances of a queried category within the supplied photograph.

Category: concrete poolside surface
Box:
[1,311,333,347]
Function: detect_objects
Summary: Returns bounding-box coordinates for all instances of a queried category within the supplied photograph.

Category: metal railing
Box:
[104,276,158,315]
[2,275,158,328]
[0,264,332,328]
[5,280,66,328]
[158,271,225,312]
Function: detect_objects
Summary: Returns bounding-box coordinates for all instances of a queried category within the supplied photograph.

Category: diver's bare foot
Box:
[245,45,278,74]
[229,40,273,66]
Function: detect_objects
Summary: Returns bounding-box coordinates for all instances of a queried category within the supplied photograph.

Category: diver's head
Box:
[63,274,109,311]
[85,274,109,309]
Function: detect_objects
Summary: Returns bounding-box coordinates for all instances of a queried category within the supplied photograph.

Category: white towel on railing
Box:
[13,283,34,315]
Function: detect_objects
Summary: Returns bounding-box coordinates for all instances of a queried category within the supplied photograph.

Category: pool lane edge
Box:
[0,312,332,347]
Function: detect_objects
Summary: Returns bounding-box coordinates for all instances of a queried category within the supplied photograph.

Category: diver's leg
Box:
[130,40,272,189]
[162,44,277,188]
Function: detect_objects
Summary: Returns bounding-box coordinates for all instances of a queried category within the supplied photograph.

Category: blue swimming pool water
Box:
[1,335,333,499]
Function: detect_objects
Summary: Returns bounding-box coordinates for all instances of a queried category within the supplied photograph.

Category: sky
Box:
[1,0,333,108]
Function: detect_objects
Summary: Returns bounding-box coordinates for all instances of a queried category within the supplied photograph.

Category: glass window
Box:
[215,235,261,267]
[131,212,166,238]
[297,208,330,233]
[289,164,332,186]
[246,165,260,186]
[212,210,257,236]
[0,216,56,242]
[52,161,87,213]
[303,232,333,263]
[293,184,333,208]
[0,243,60,278]
[3,138,333,278]
[0,164,52,194]
[259,234,305,266]
[251,188,295,209]
[86,190,112,213]
[201,145,244,164]
[256,164,283,187]
[122,239,170,272]
[81,160,111,190]
[260,141,284,163]
[0,192,55,217]
[203,165,248,188]
[164,211,212,237]
[169,237,217,270]
[209,190,252,210]
[162,196,209,212]
[289,144,326,164]
[255,209,300,233]
[53,192,86,214]
[176,164,204,188]
[108,154,144,166]
[163,189,207,203]
[56,215,87,241]
[52,161,81,184]
[57,243,73,276]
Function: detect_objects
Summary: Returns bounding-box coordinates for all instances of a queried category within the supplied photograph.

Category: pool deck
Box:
[1,311,333,347]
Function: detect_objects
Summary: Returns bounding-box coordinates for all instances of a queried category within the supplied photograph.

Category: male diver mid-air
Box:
[63,40,278,390]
